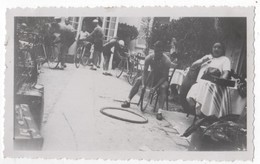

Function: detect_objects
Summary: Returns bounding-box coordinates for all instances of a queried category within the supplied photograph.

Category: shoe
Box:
[168,95,174,101]
[103,72,108,75]
[156,113,163,121]
[121,101,130,108]
[58,65,65,70]
[90,66,97,70]
[106,72,112,76]
[97,65,100,68]
[61,64,67,68]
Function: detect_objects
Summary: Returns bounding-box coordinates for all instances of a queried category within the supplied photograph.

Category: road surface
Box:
[38,63,190,151]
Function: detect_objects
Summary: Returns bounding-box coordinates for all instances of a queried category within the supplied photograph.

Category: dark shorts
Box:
[103,49,112,58]
[138,73,168,89]
[94,40,103,52]
[61,31,75,48]
[144,72,163,87]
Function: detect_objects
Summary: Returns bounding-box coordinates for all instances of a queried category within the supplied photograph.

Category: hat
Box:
[118,40,125,46]
[54,16,62,20]
[92,19,99,23]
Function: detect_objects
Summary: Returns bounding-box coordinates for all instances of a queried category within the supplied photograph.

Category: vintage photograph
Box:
[4,7,254,160]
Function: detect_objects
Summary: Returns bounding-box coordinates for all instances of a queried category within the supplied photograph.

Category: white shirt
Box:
[197,54,231,82]
[79,31,89,40]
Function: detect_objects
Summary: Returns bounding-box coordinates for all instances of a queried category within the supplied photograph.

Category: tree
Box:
[140,17,153,56]
[16,17,55,34]
[149,17,220,69]
[150,18,172,52]
[117,23,139,46]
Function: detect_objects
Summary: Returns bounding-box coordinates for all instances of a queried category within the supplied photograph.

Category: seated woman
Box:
[186,42,231,118]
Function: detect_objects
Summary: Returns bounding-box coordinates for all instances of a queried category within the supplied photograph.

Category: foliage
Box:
[218,17,246,40]
[15,17,55,35]
[149,17,220,69]
[150,19,171,51]
[140,17,153,56]
[117,23,139,44]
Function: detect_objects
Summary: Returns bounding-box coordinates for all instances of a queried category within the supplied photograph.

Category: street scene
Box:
[13,16,247,152]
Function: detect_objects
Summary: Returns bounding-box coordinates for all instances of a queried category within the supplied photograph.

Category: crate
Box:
[14,104,44,150]
[15,83,44,130]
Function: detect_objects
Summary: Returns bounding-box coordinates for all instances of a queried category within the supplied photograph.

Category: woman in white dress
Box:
[186,42,231,118]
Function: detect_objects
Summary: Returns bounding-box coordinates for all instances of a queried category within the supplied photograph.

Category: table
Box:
[170,69,186,86]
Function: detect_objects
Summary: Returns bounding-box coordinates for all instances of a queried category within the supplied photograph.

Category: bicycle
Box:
[15,31,40,91]
[182,112,247,151]
[127,53,145,85]
[42,33,64,69]
[34,33,61,70]
[74,41,92,68]
[18,30,63,70]
[115,52,145,84]
[138,68,176,112]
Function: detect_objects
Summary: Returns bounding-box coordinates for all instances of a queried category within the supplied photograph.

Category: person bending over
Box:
[50,22,76,69]
[102,38,125,76]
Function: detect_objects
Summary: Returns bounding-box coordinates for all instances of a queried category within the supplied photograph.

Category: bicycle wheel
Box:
[81,49,91,66]
[139,87,148,112]
[127,62,141,85]
[48,45,60,69]
[74,47,82,68]
[138,72,157,112]
[115,60,125,78]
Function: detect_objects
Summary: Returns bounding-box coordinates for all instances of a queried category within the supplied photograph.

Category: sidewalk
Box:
[163,111,194,142]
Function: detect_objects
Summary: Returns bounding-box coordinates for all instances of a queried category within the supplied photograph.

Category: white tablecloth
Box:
[170,69,186,86]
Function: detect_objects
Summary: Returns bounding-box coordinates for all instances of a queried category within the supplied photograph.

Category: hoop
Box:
[100,107,148,124]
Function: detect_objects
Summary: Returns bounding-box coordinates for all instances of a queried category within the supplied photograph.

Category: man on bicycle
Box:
[102,38,125,76]
[121,41,177,120]
[77,24,92,59]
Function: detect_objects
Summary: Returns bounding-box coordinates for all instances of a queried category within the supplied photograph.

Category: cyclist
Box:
[76,24,92,62]
[102,38,125,76]
[50,22,76,69]
[121,41,177,120]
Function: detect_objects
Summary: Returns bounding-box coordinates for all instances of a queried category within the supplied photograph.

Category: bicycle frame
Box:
[74,41,92,68]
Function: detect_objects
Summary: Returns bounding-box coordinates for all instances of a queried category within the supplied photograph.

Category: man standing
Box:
[102,38,126,76]
[86,19,104,70]
[121,41,177,120]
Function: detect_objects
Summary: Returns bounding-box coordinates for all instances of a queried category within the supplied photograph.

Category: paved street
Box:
[38,63,191,151]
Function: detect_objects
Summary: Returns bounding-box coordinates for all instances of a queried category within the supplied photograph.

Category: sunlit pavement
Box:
[38,63,191,151]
